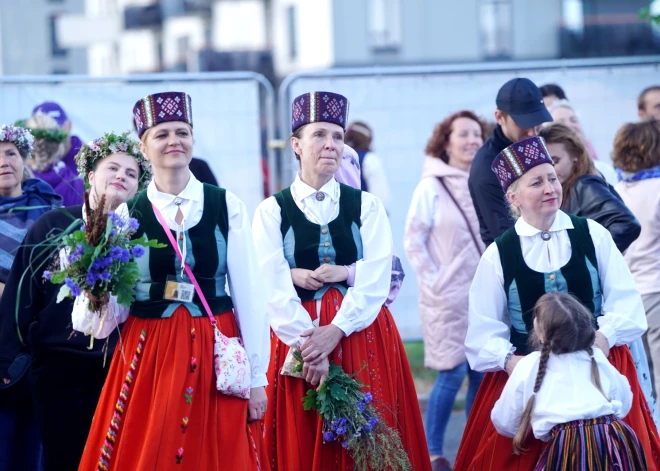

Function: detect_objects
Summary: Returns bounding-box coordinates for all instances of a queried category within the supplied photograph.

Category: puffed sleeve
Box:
[225,191,270,387]
[331,192,392,336]
[491,352,538,438]
[588,220,647,347]
[403,178,440,288]
[464,243,515,372]
[252,196,315,347]
[594,349,633,419]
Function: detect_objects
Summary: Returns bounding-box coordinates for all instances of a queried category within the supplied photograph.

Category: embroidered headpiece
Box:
[132,92,193,138]
[491,136,554,191]
[76,131,152,190]
[291,91,349,133]
[0,124,35,157]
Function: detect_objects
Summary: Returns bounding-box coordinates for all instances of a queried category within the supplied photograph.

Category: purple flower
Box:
[108,211,123,228]
[322,431,335,442]
[119,248,130,263]
[357,402,365,413]
[363,393,373,404]
[100,270,112,281]
[64,277,81,297]
[335,426,347,435]
[86,271,98,286]
[341,441,349,449]
[92,255,112,270]
[131,245,145,258]
[368,416,378,428]
[43,270,52,281]
[127,218,139,232]
[69,244,84,263]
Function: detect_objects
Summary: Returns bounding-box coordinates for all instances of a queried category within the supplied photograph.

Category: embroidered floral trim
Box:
[176,447,184,465]
[248,425,263,471]
[180,417,189,434]
[97,330,146,471]
[190,327,196,342]
[190,357,197,374]
[184,387,193,404]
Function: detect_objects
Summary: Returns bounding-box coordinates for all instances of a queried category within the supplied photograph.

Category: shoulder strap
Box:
[436,177,483,255]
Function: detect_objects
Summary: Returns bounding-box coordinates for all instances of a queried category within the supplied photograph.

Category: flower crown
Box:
[0,124,35,156]
[76,131,152,190]
[14,119,68,143]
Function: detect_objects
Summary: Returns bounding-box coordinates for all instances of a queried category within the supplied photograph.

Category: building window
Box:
[49,15,68,57]
[480,0,513,59]
[563,0,584,34]
[368,0,402,50]
[287,6,297,60]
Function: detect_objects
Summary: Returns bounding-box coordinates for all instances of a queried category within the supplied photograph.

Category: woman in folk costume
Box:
[78,92,270,471]
[453,136,660,470]
[252,91,431,470]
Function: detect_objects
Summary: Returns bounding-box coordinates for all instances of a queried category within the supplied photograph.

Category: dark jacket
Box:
[468,125,514,246]
[0,206,118,378]
[189,158,218,186]
[563,174,641,253]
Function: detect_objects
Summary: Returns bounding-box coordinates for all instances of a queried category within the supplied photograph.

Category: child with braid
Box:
[491,292,648,470]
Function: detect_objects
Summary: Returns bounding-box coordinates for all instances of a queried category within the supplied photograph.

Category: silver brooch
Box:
[315,192,325,201]
[541,231,551,241]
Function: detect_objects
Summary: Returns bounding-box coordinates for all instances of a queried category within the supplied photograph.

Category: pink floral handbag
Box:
[152,204,251,399]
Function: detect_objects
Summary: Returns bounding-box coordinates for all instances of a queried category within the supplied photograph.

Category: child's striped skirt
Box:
[534,415,648,471]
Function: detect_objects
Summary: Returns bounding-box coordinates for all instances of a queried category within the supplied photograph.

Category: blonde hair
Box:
[506,179,522,218]
[25,113,65,167]
[512,292,610,455]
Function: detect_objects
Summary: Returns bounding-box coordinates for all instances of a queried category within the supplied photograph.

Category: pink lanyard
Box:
[151,203,217,325]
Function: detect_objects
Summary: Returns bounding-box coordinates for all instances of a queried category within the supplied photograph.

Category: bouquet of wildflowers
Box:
[293,350,412,471]
[44,192,165,316]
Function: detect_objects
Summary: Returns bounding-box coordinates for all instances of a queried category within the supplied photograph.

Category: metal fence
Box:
[278,56,660,339]
[0,71,276,217]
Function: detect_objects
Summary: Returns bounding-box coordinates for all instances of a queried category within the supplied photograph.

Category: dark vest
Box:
[274,183,363,301]
[127,184,233,318]
[495,214,602,354]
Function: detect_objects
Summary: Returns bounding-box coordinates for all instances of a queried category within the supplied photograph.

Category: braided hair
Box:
[511,292,610,455]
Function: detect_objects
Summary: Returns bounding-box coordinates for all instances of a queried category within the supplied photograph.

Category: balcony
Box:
[162,0,212,18]
[124,4,163,30]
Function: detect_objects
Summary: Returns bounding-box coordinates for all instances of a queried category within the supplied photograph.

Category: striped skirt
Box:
[534,415,648,471]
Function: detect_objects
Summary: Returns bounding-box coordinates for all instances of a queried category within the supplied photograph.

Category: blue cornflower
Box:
[119,248,130,263]
[108,211,123,228]
[64,277,82,297]
[322,431,335,442]
[127,218,139,232]
[108,245,123,260]
[341,441,349,449]
[43,270,52,281]
[368,416,378,428]
[100,270,112,281]
[92,256,112,270]
[86,271,98,286]
[131,245,145,259]
[363,392,373,404]
[335,426,347,435]
[357,402,365,413]
[69,244,84,263]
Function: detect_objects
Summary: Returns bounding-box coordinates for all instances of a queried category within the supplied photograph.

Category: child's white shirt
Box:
[491,348,633,441]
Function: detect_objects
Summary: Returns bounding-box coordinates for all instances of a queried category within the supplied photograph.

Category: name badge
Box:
[164,275,194,303]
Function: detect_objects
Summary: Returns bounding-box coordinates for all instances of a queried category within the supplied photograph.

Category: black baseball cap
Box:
[496,78,553,129]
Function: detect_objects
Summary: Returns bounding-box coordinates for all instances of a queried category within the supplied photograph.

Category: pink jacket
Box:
[404,157,484,371]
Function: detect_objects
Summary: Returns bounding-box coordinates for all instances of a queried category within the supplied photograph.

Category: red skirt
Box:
[78,306,269,471]
[264,288,431,471]
[454,345,660,470]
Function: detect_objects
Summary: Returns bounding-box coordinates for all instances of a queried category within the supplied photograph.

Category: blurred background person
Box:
[345,120,391,210]
[539,123,640,253]
[613,120,660,399]
[0,124,60,471]
[469,77,552,246]
[539,83,568,108]
[547,99,619,185]
[638,86,660,121]
[404,111,486,471]
[31,102,82,166]
[21,112,83,206]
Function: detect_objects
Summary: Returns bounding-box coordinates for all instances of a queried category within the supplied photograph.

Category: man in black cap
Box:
[468,77,553,245]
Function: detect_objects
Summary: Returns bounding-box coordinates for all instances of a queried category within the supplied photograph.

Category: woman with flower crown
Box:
[78,92,270,471]
[0,130,150,471]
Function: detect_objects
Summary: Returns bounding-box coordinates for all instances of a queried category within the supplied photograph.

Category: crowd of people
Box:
[0,78,657,471]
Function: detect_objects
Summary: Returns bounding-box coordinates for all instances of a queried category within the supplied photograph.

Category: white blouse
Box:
[147,173,270,388]
[465,210,647,373]
[252,174,393,347]
[491,348,633,441]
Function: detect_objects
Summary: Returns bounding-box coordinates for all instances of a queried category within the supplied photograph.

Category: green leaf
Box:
[56,285,71,303]
[71,230,86,243]
[302,390,318,411]
[49,271,67,284]
[329,382,348,401]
